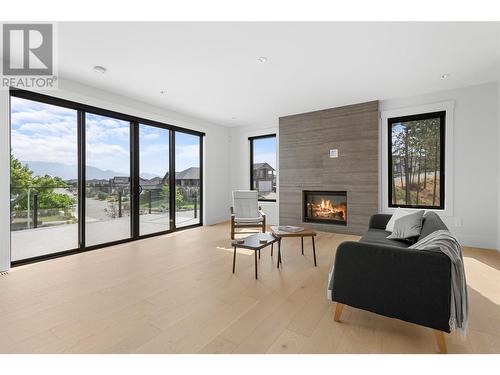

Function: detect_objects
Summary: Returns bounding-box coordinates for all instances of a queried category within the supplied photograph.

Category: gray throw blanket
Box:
[409,230,468,335]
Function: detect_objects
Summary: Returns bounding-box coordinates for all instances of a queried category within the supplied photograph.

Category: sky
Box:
[11,96,79,167]
[11,97,201,178]
[253,136,276,170]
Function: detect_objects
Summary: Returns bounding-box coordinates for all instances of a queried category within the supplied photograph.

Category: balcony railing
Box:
[10,185,78,231]
[11,183,200,232]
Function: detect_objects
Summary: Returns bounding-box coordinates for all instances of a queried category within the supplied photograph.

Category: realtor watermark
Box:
[1,23,58,89]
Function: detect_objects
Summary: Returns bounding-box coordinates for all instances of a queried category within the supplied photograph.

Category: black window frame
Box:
[9,88,205,267]
[249,133,277,202]
[387,111,446,210]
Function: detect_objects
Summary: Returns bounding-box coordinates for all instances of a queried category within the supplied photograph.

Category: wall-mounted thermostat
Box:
[329,149,339,158]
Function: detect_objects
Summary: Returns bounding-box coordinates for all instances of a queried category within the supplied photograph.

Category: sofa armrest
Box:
[331,241,451,332]
[368,214,392,230]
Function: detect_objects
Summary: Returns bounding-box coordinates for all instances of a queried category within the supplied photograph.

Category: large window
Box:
[388,111,445,209]
[10,97,79,261]
[175,132,201,228]
[249,134,277,201]
[139,124,170,236]
[10,89,204,265]
[85,113,131,247]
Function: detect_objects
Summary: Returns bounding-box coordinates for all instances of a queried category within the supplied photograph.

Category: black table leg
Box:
[277,239,282,268]
[312,236,317,267]
[259,249,261,259]
[271,243,273,256]
[232,246,236,273]
[254,250,258,279]
[301,237,304,255]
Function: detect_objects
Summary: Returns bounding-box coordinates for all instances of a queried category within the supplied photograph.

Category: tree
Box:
[161,184,184,206]
[31,174,76,209]
[391,117,442,207]
[10,155,32,189]
[10,156,76,212]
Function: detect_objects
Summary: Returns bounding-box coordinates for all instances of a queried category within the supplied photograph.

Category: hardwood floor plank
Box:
[267,329,308,354]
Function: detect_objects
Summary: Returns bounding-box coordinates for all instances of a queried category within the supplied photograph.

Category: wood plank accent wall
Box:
[279,101,379,235]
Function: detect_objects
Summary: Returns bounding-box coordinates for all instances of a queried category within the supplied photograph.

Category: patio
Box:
[11,210,199,261]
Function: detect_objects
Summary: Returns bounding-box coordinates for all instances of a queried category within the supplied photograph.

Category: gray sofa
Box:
[330,211,452,352]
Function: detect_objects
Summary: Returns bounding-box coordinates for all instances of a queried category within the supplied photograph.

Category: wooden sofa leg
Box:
[334,303,344,322]
[433,330,447,354]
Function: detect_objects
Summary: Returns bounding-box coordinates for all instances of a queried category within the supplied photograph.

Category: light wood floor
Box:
[1,222,499,354]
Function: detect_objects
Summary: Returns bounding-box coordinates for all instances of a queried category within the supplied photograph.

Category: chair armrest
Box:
[331,241,451,332]
[259,209,266,218]
[368,214,392,229]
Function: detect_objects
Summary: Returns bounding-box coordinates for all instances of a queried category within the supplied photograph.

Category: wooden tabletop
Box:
[231,232,278,250]
[270,226,317,237]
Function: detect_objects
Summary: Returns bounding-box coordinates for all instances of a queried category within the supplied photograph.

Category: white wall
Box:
[0,78,231,271]
[380,82,499,249]
[0,90,10,271]
[229,123,279,225]
[497,80,500,250]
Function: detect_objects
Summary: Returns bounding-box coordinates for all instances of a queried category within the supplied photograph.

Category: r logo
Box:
[3,24,53,75]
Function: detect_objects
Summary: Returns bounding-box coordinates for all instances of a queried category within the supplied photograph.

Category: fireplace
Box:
[303,190,347,225]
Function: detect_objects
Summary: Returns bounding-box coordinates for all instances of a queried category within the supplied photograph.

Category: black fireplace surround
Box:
[303,190,347,225]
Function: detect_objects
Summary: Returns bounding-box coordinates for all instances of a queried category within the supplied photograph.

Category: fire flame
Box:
[309,198,346,221]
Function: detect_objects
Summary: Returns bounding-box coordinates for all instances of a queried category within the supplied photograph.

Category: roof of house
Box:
[176,167,199,180]
[111,176,130,183]
[253,162,275,171]
[163,167,200,181]
[140,177,163,187]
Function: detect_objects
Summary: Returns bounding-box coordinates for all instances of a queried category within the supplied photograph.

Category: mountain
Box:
[21,161,160,181]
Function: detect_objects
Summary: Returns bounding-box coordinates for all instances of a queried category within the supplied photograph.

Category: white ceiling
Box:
[58,22,500,127]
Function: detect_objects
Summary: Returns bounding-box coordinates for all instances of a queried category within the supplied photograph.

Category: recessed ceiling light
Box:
[257,56,268,63]
[93,65,106,74]
[440,73,450,80]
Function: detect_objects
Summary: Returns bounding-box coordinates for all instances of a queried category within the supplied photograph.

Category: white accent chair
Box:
[230,190,266,239]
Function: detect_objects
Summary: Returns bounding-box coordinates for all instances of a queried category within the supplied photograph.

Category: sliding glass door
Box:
[175,132,201,228]
[139,124,170,236]
[84,113,131,247]
[10,96,79,261]
[10,90,204,265]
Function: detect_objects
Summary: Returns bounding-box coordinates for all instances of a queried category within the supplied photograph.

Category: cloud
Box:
[10,97,203,175]
[11,97,131,173]
[143,133,160,140]
[140,144,169,157]
[175,144,200,171]
[11,131,78,165]
[11,97,77,127]
[85,118,130,142]
[18,121,75,136]
[86,143,130,173]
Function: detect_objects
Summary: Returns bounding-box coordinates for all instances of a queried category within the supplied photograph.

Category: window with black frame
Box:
[388,111,445,209]
[249,134,277,201]
[9,89,204,265]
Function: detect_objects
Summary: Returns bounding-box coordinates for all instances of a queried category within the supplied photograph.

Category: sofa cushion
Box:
[360,228,411,248]
[418,211,448,241]
[385,208,414,232]
[387,210,424,241]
